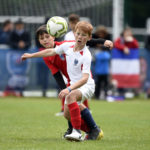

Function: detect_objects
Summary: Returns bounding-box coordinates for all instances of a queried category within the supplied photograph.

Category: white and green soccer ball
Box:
[46,16,68,38]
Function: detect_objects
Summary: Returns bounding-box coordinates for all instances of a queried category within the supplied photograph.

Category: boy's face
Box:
[39,33,55,48]
[4,23,14,32]
[69,21,78,31]
[15,24,24,31]
[123,30,132,38]
[74,28,91,47]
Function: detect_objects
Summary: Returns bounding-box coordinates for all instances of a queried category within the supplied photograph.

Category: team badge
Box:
[74,59,78,66]
[60,54,65,60]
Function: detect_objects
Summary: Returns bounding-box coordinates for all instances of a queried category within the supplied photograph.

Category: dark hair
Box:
[15,19,24,25]
[68,14,80,23]
[3,20,12,28]
[35,25,49,48]
[36,25,48,39]
[95,25,109,39]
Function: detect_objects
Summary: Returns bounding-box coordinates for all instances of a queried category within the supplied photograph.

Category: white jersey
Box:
[55,41,95,86]
[64,31,75,41]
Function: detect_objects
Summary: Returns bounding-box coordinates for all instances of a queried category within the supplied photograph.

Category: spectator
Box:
[145,34,150,51]
[9,19,31,50]
[144,33,150,98]
[2,19,31,97]
[112,27,139,96]
[0,20,13,45]
[114,27,138,54]
[139,56,147,92]
[93,26,111,99]
[64,13,80,41]
[93,25,111,41]
[2,52,30,97]
[94,48,111,99]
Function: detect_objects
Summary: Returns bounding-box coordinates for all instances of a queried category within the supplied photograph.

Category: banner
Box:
[111,48,140,88]
[0,49,56,90]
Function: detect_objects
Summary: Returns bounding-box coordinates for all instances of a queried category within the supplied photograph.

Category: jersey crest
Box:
[74,58,78,66]
[60,54,65,60]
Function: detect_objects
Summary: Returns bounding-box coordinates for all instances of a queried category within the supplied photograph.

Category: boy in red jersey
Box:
[36,25,90,116]
[22,24,113,141]
[36,25,113,115]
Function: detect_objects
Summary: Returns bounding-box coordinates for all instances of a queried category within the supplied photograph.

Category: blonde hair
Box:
[75,21,93,36]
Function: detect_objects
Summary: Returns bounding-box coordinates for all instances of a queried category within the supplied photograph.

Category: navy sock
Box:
[68,121,72,129]
[81,108,97,130]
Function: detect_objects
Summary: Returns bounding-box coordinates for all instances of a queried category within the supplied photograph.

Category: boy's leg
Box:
[80,104,97,129]
[61,97,65,111]
[53,72,66,116]
[55,97,65,116]
[79,104,103,140]
[63,104,90,138]
[64,90,83,141]
[64,103,98,132]
[94,75,101,99]
[63,104,73,137]
[63,85,103,140]
[83,99,89,109]
[77,83,103,140]
[78,82,103,140]
[64,100,102,140]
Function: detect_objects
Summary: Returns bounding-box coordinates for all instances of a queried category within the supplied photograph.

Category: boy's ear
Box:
[88,35,92,41]
[52,36,55,40]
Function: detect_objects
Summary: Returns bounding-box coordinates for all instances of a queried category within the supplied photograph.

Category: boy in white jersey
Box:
[64,13,79,41]
[21,21,103,141]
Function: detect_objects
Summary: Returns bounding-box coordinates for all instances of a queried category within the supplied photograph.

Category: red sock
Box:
[83,99,89,109]
[61,97,65,111]
[81,118,90,133]
[68,102,81,129]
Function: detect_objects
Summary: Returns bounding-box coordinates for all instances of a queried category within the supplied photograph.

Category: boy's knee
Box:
[66,93,76,104]
[79,103,86,110]
[64,110,70,120]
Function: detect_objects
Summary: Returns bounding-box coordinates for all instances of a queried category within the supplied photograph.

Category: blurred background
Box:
[0,0,150,99]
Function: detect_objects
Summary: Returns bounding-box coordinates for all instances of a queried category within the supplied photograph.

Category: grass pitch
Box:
[0,97,150,150]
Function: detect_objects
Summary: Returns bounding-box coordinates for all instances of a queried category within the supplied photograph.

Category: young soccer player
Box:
[36,25,91,138]
[36,25,90,116]
[64,13,79,41]
[22,22,113,141]
[36,25,113,116]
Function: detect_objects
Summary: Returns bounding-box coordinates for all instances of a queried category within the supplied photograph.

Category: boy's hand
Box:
[21,53,33,61]
[125,36,133,42]
[123,47,130,55]
[58,88,69,99]
[104,40,113,49]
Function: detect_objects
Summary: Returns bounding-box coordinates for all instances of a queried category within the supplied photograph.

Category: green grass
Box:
[0,97,150,150]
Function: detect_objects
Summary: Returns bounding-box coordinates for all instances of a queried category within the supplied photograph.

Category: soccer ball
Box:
[46,16,68,38]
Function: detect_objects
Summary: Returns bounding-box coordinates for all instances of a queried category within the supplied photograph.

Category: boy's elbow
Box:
[83,76,89,84]
[82,73,89,84]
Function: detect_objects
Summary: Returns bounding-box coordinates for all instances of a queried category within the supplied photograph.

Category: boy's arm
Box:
[87,38,106,46]
[58,73,89,99]
[104,40,113,49]
[53,72,67,90]
[87,38,113,49]
[21,48,56,61]
[69,73,89,90]
[43,58,66,89]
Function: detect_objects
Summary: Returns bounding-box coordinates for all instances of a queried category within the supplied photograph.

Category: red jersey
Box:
[39,40,74,83]
[114,37,139,50]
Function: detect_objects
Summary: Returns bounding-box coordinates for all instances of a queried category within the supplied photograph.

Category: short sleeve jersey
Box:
[40,41,70,82]
[55,41,94,85]
[64,31,75,41]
